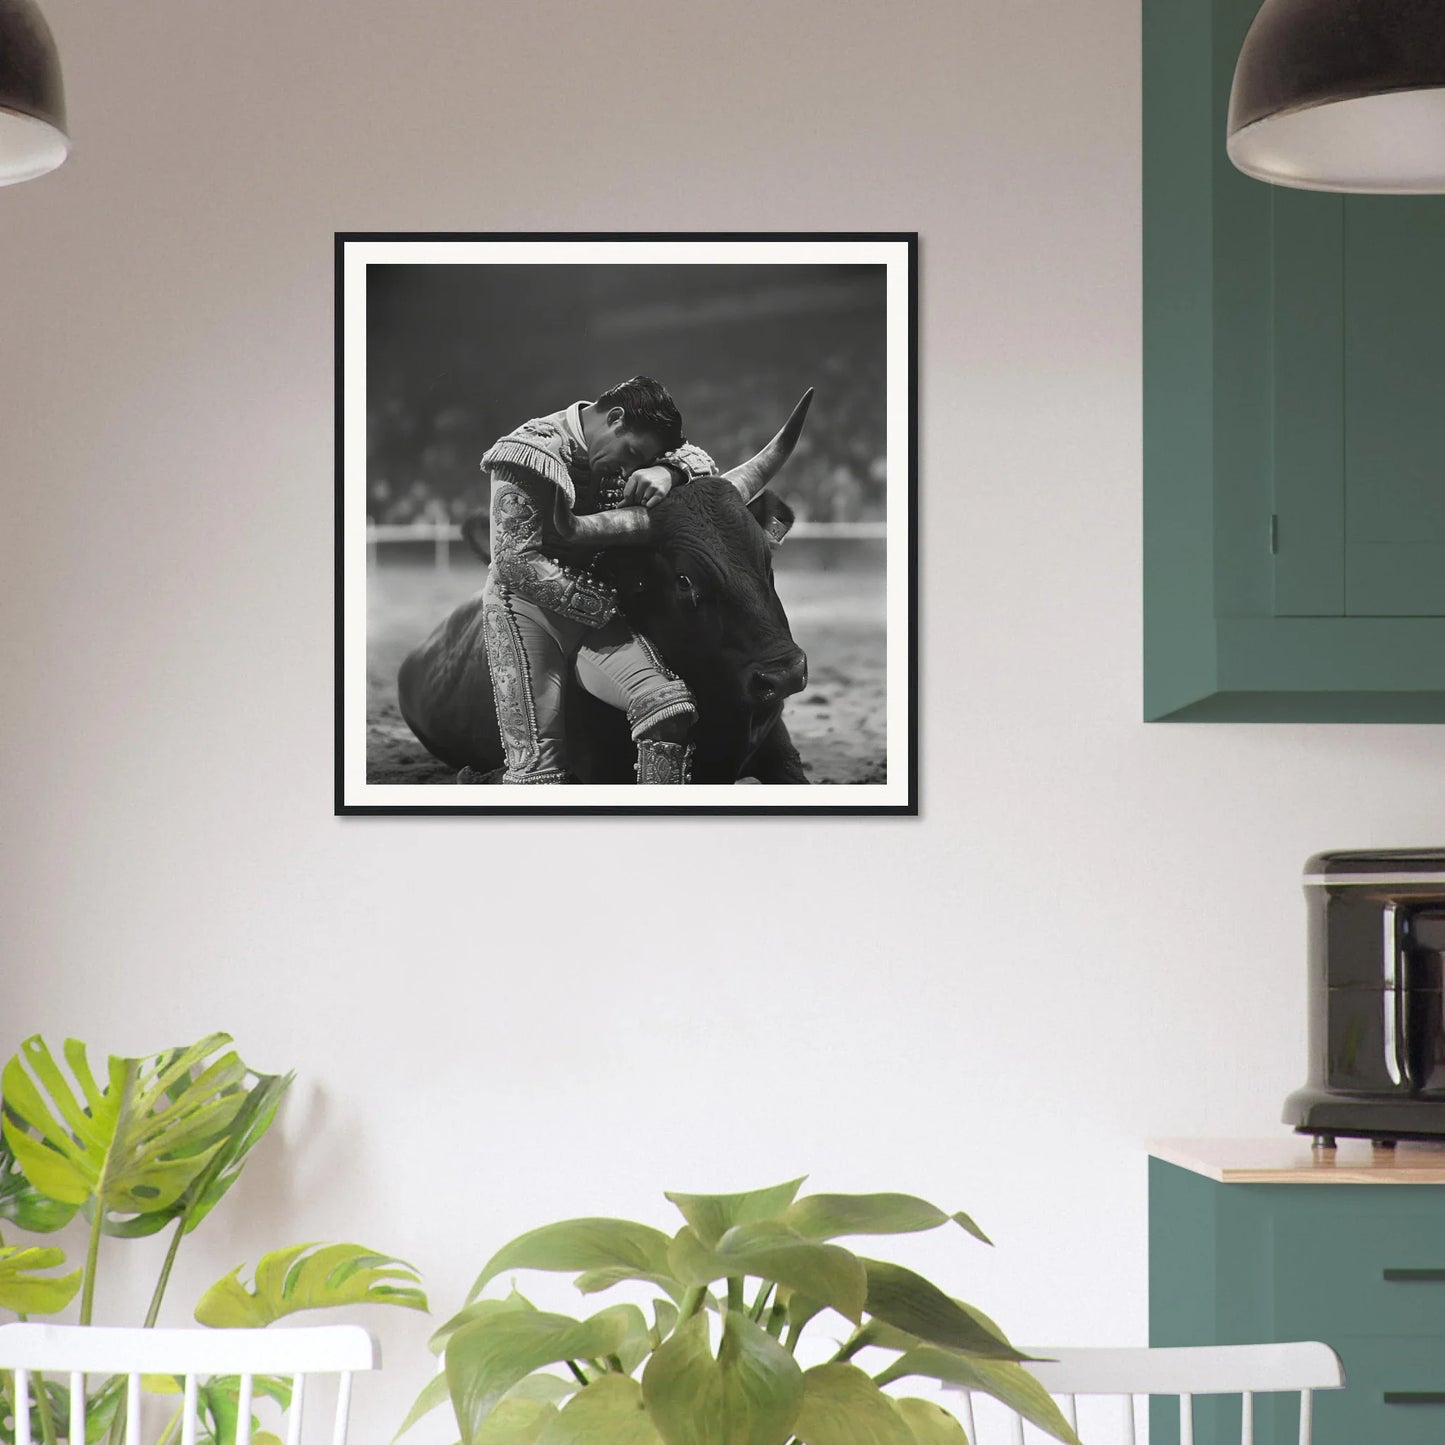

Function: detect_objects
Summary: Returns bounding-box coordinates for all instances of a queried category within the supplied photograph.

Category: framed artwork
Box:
[335,232,917,815]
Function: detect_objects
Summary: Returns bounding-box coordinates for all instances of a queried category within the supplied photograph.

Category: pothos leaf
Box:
[641,1309,804,1445]
[845,1295,1013,1357]
[431,1288,537,1356]
[877,1350,1083,1445]
[446,1305,640,1444]
[469,1398,558,1445]
[573,1267,686,1303]
[784,1194,991,1246]
[469,1219,675,1302]
[663,1180,807,1248]
[892,1398,970,1445]
[861,1260,1026,1362]
[536,1375,662,1445]
[651,1299,679,1348]
[791,1363,914,1445]
[394,1372,451,1441]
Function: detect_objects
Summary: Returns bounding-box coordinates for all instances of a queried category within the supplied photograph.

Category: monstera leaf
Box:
[0,1034,247,1225]
[0,1236,82,1315]
[145,1373,291,1445]
[0,1134,78,1234]
[0,1375,125,1445]
[195,1242,427,1328]
[201,1375,291,1445]
[103,1068,293,1240]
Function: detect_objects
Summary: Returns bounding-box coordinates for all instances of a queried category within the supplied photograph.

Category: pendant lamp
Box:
[0,0,67,186]
[1228,0,1445,193]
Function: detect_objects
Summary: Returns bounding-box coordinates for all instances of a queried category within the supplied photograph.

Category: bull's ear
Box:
[748,492,795,546]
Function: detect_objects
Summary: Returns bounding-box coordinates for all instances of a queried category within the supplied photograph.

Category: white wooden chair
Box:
[0,1323,378,1445]
[946,1342,1345,1445]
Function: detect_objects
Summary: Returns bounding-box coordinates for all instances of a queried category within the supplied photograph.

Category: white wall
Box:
[2,0,1442,1438]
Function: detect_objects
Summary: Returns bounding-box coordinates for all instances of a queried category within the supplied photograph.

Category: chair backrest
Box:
[944,1342,1344,1445]
[0,1323,378,1445]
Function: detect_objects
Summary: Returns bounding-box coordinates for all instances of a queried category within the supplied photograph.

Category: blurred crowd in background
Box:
[366,262,889,529]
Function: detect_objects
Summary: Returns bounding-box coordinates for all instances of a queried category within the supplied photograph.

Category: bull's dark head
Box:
[554,391,814,712]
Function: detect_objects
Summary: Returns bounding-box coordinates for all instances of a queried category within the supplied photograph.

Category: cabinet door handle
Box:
[1385,1393,1445,1406]
[1383,1269,1445,1282]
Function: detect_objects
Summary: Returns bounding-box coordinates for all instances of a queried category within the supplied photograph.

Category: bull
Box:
[396,391,816,783]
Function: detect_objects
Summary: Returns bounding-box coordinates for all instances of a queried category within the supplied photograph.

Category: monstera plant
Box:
[0,1032,427,1445]
[401,1177,1081,1445]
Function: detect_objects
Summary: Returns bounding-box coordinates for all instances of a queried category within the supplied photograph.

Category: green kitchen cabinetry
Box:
[1150,1145,1445,1444]
[1144,0,1445,721]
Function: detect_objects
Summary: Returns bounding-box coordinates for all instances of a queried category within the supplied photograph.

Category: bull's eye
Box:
[676,573,691,588]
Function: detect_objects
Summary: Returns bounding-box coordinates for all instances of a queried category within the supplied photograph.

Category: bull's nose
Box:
[749,652,808,703]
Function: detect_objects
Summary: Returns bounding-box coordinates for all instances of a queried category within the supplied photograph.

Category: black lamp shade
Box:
[1228,0,1445,192]
[0,0,67,186]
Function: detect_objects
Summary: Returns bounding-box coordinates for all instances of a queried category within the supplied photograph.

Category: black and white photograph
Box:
[336,234,916,814]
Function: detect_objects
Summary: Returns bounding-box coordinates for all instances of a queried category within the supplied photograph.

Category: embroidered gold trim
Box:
[660,442,716,480]
[635,739,695,785]
[502,768,574,785]
[481,436,576,505]
[489,477,616,627]
[627,682,697,740]
[481,599,540,776]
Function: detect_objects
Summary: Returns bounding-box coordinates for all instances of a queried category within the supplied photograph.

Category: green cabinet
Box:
[1150,1157,1445,1444]
[1144,0,1445,721]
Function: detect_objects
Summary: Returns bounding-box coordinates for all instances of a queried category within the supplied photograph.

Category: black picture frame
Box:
[335,231,918,816]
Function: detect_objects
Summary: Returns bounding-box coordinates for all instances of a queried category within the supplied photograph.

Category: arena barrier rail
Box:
[365,520,886,571]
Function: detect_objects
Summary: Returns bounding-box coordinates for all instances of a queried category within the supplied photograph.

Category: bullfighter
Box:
[468,375,715,785]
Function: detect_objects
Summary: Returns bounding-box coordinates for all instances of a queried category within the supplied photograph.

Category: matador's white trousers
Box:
[480,579,696,783]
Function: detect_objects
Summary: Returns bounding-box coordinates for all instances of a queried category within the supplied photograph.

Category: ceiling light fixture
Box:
[1229,0,1445,193]
[0,0,67,187]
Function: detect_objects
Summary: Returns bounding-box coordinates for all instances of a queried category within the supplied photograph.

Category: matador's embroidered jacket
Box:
[480,401,715,629]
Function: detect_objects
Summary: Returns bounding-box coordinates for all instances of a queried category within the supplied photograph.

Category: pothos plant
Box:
[0,1033,428,1445]
[400,1177,1082,1445]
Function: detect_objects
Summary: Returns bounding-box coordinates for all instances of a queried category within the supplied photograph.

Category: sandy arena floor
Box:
[366,550,888,786]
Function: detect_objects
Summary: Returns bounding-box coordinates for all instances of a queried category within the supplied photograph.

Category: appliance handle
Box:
[1384,903,1402,1086]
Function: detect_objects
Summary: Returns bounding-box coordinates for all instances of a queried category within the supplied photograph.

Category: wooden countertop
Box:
[1149,1137,1445,1184]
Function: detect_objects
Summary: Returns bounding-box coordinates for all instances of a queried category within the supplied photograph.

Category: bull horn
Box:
[724,388,815,505]
[551,489,656,549]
